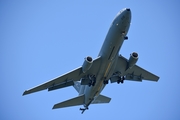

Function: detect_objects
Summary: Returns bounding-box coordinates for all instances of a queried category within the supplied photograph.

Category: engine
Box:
[128,52,138,69]
[82,56,93,73]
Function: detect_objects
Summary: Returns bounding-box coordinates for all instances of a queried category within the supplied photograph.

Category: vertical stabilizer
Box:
[73,81,80,93]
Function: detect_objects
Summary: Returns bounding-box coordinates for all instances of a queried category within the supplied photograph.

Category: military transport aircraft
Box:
[23,8,159,114]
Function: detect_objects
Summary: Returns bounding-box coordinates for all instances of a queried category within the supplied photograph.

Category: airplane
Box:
[23,8,159,114]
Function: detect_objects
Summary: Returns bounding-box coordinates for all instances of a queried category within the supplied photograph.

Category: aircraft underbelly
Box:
[84,56,118,105]
[84,75,105,104]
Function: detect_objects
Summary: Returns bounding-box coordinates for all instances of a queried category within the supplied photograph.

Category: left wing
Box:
[23,57,101,95]
[111,55,159,83]
[23,67,82,95]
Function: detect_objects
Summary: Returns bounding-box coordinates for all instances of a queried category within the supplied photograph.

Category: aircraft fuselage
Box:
[81,8,131,107]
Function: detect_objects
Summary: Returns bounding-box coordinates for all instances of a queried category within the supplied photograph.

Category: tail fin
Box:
[52,94,84,109]
[73,81,80,93]
[92,94,111,104]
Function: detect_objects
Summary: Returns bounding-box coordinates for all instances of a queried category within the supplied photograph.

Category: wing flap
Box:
[48,80,74,91]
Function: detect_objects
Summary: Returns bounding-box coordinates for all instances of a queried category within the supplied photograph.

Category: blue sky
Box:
[1,0,180,119]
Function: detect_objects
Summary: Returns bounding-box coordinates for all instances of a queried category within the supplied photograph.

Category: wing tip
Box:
[52,104,58,109]
[155,76,160,82]
[22,91,26,96]
[22,90,29,96]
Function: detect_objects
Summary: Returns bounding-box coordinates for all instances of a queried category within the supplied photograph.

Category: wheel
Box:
[121,80,124,84]
[92,82,95,86]
[104,80,108,84]
[106,80,109,84]
[124,36,128,40]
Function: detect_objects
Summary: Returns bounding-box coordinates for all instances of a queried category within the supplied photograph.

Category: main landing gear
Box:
[117,76,125,84]
[103,80,109,84]
[88,75,96,87]
[89,80,96,87]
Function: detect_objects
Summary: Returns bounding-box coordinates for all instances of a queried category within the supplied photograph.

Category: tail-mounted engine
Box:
[82,56,93,73]
[128,52,138,69]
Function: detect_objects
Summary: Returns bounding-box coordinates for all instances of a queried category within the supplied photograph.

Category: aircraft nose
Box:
[113,8,131,26]
[124,8,131,15]
[124,8,131,22]
[126,8,130,11]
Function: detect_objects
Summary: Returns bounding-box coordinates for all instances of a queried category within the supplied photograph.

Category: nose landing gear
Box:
[124,36,128,40]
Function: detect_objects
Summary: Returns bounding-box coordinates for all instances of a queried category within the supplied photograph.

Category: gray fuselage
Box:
[80,8,131,107]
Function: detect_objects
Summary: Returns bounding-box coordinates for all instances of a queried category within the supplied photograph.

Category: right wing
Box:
[23,57,101,95]
[125,64,159,81]
[111,55,159,83]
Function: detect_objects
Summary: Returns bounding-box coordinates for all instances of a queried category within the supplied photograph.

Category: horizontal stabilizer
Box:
[92,94,111,104]
[53,94,85,109]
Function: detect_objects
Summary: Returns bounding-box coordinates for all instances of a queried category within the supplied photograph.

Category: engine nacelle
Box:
[82,56,93,73]
[128,52,138,69]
